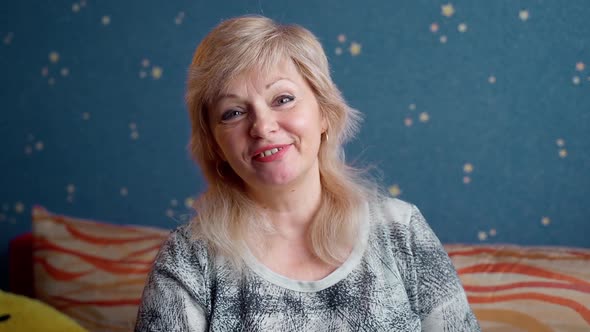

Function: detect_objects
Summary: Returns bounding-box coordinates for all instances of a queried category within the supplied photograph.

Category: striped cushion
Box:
[446,244,590,331]
[32,207,589,332]
[32,206,169,332]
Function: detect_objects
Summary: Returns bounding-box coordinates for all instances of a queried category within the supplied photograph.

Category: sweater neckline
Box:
[242,202,369,293]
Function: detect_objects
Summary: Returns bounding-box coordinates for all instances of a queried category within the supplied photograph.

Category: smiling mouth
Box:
[256,147,284,159]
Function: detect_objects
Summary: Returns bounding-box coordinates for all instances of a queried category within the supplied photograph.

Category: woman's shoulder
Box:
[154,222,213,273]
[365,196,437,251]
[163,223,201,250]
[367,196,418,228]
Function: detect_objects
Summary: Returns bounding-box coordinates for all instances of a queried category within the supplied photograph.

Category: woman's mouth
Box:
[256,147,283,158]
[252,144,291,162]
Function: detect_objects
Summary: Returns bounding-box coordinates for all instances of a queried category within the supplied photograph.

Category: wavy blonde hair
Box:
[186,15,375,265]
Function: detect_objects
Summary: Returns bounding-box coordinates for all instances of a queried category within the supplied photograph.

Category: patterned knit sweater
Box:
[135,198,480,331]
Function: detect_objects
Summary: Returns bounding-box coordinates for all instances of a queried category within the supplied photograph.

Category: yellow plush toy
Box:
[0,290,88,332]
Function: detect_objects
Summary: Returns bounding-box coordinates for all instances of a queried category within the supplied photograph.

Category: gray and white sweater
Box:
[135,198,480,331]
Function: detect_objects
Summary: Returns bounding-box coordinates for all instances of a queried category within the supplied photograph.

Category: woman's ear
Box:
[320,115,328,134]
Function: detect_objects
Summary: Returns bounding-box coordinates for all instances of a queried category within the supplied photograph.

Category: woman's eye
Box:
[275,95,295,106]
[221,109,244,122]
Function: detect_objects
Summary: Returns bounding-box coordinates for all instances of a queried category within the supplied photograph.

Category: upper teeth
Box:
[258,147,282,158]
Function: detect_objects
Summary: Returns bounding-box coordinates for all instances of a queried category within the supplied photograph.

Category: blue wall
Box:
[1,0,589,290]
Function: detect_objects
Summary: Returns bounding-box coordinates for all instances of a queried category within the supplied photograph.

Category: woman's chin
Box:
[247,173,297,190]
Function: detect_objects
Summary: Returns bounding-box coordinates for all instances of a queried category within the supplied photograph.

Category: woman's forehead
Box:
[219,58,301,95]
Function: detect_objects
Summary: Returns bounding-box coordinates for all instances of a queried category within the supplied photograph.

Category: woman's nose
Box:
[249,105,278,138]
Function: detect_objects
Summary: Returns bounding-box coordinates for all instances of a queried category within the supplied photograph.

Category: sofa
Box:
[7,206,590,331]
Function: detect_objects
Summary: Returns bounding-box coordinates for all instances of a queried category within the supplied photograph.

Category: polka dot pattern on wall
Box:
[1,2,589,285]
[431,3,469,45]
[334,34,361,57]
[175,12,185,25]
[388,184,402,197]
[3,32,14,45]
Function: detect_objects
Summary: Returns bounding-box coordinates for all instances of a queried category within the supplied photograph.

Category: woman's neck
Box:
[247,169,323,240]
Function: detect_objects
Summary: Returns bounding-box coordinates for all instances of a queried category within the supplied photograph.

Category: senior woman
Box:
[135,15,480,331]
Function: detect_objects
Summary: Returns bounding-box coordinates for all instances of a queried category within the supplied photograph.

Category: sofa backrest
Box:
[8,206,590,332]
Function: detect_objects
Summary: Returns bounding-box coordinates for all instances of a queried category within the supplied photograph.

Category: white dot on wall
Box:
[80,0,86,6]
[457,23,468,33]
[177,12,185,22]
[14,202,25,214]
[388,184,402,197]
[170,199,178,207]
[409,103,416,111]
[129,122,137,130]
[139,71,147,79]
[24,146,33,155]
[60,68,69,77]
[419,112,430,122]
[541,216,551,226]
[72,3,80,12]
[3,32,14,45]
[349,42,361,56]
[174,12,185,25]
[477,231,488,241]
[404,117,413,127]
[141,58,150,67]
[335,47,342,55]
[556,138,565,147]
[130,131,139,140]
[488,75,496,84]
[463,176,471,184]
[559,149,568,158]
[49,51,60,63]
[337,34,346,43]
[166,209,175,218]
[35,141,44,151]
[66,184,76,194]
[120,187,128,196]
[572,76,581,85]
[519,10,530,21]
[463,163,474,173]
[489,229,497,236]
[41,67,49,77]
[439,35,448,44]
[82,112,90,120]
[430,23,439,33]
[101,16,111,25]
[441,4,455,17]
[67,195,74,203]
[151,66,163,79]
[185,197,194,209]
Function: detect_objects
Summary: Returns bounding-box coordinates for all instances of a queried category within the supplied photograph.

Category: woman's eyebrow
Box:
[215,78,295,104]
[265,77,294,90]
[215,93,241,104]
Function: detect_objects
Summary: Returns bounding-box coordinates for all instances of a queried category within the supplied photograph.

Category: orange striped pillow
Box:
[32,206,170,332]
[446,244,590,332]
[32,207,590,331]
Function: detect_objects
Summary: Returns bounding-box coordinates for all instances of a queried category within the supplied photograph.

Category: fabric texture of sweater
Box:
[135,198,480,331]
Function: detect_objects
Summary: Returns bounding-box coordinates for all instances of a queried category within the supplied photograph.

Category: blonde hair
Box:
[186,15,376,265]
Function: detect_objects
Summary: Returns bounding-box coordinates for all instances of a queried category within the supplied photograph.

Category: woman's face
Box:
[209,58,327,193]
